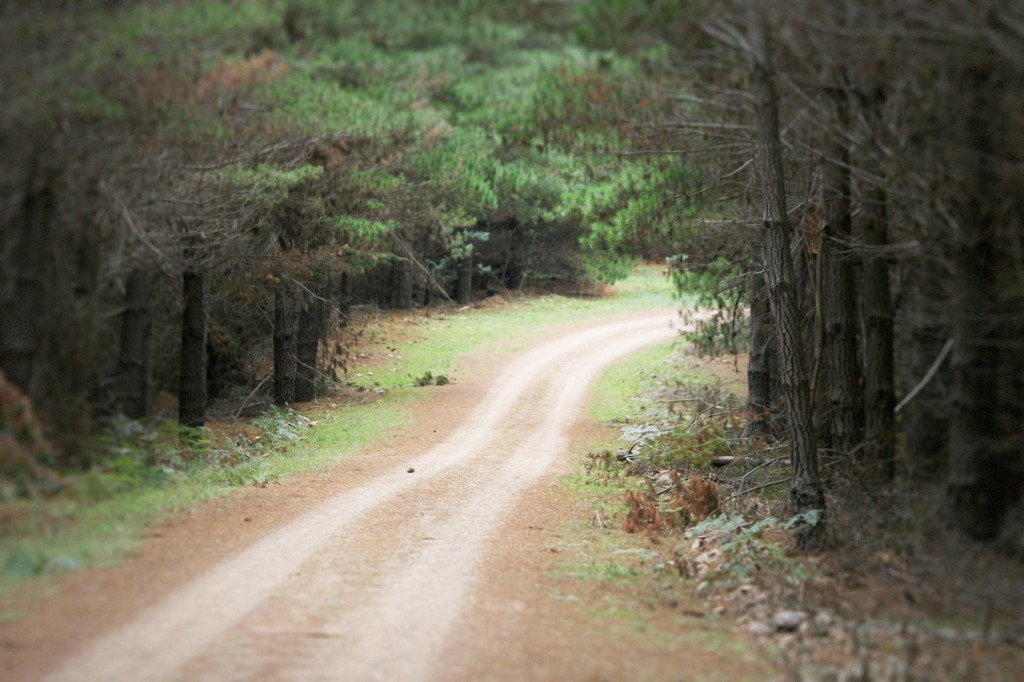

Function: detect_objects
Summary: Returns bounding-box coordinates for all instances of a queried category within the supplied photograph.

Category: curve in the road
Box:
[46,310,678,682]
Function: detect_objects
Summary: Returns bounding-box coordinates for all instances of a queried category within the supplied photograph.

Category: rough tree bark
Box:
[858,183,894,478]
[116,268,153,419]
[747,11,827,549]
[178,266,207,427]
[820,86,863,455]
[791,209,821,441]
[274,282,298,405]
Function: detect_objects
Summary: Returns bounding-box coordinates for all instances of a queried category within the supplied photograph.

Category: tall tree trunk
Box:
[294,287,325,403]
[791,211,820,439]
[947,70,1024,543]
[748,11,826,549]
[117,268,153,419]
[858,184,894,478]
[179,268,206,427]
[0,157,55,395]
[274,282,298,405]
[820,87,863,456]
[745,265,773,439]
[391,258,413,310]
[456,253,474,305]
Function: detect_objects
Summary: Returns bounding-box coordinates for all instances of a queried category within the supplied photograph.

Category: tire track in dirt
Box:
[44,311,678,682]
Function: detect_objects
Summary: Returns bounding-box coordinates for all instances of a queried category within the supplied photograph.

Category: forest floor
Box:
[3,296,1023,681]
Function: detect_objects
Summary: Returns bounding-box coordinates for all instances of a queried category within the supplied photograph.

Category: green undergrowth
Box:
[0,267,674,613]
[0,399,413,615]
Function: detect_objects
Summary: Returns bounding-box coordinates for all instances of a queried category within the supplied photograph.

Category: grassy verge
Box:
[556,342,676,588]
[0,266,676,612]
[587,342,678,424]
[569,319,1024,681]
[546,344,772,679]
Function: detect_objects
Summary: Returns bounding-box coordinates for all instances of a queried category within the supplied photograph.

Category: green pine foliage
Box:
[4,0,700,284]
[0,0,710,470]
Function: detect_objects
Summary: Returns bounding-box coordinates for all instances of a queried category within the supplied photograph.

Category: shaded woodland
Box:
[1,0,1022,560]
[573,0,1024,556]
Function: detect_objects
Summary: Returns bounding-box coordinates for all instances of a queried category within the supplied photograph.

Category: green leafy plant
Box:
[251,407,308,449]
[413,371,449,387]
[784,509,824,531]
[684,513,789,582]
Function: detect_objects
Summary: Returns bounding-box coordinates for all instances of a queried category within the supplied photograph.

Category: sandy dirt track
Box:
[38,310,680,681]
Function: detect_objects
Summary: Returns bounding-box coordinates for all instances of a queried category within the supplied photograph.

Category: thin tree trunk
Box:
[748,11,827,550]
[802,231,829,446]
[274,282,298,405]
[820,87,863,455]
[457,253,474,305]
[294,287,324,403]
[391,258,413,310]
[338,271,352,326]
[179,268,206,427]
[791,213,818,438]
[858,184,894,478]
[117,268,153,419]
[745,266,773,439]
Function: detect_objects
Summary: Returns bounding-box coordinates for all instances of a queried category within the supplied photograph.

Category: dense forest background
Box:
[2,0,670,458]
[1,0,1022,557]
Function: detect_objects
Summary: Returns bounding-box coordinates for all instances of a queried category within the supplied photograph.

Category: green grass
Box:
[546,342,775,679]
[588,342,677,423]
[0,399,420,617]
[0,266,676,613]
[0,479,220,614]
[349,264,676,391]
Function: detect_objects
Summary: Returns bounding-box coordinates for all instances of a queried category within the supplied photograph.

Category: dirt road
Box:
[31,310,685,681]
